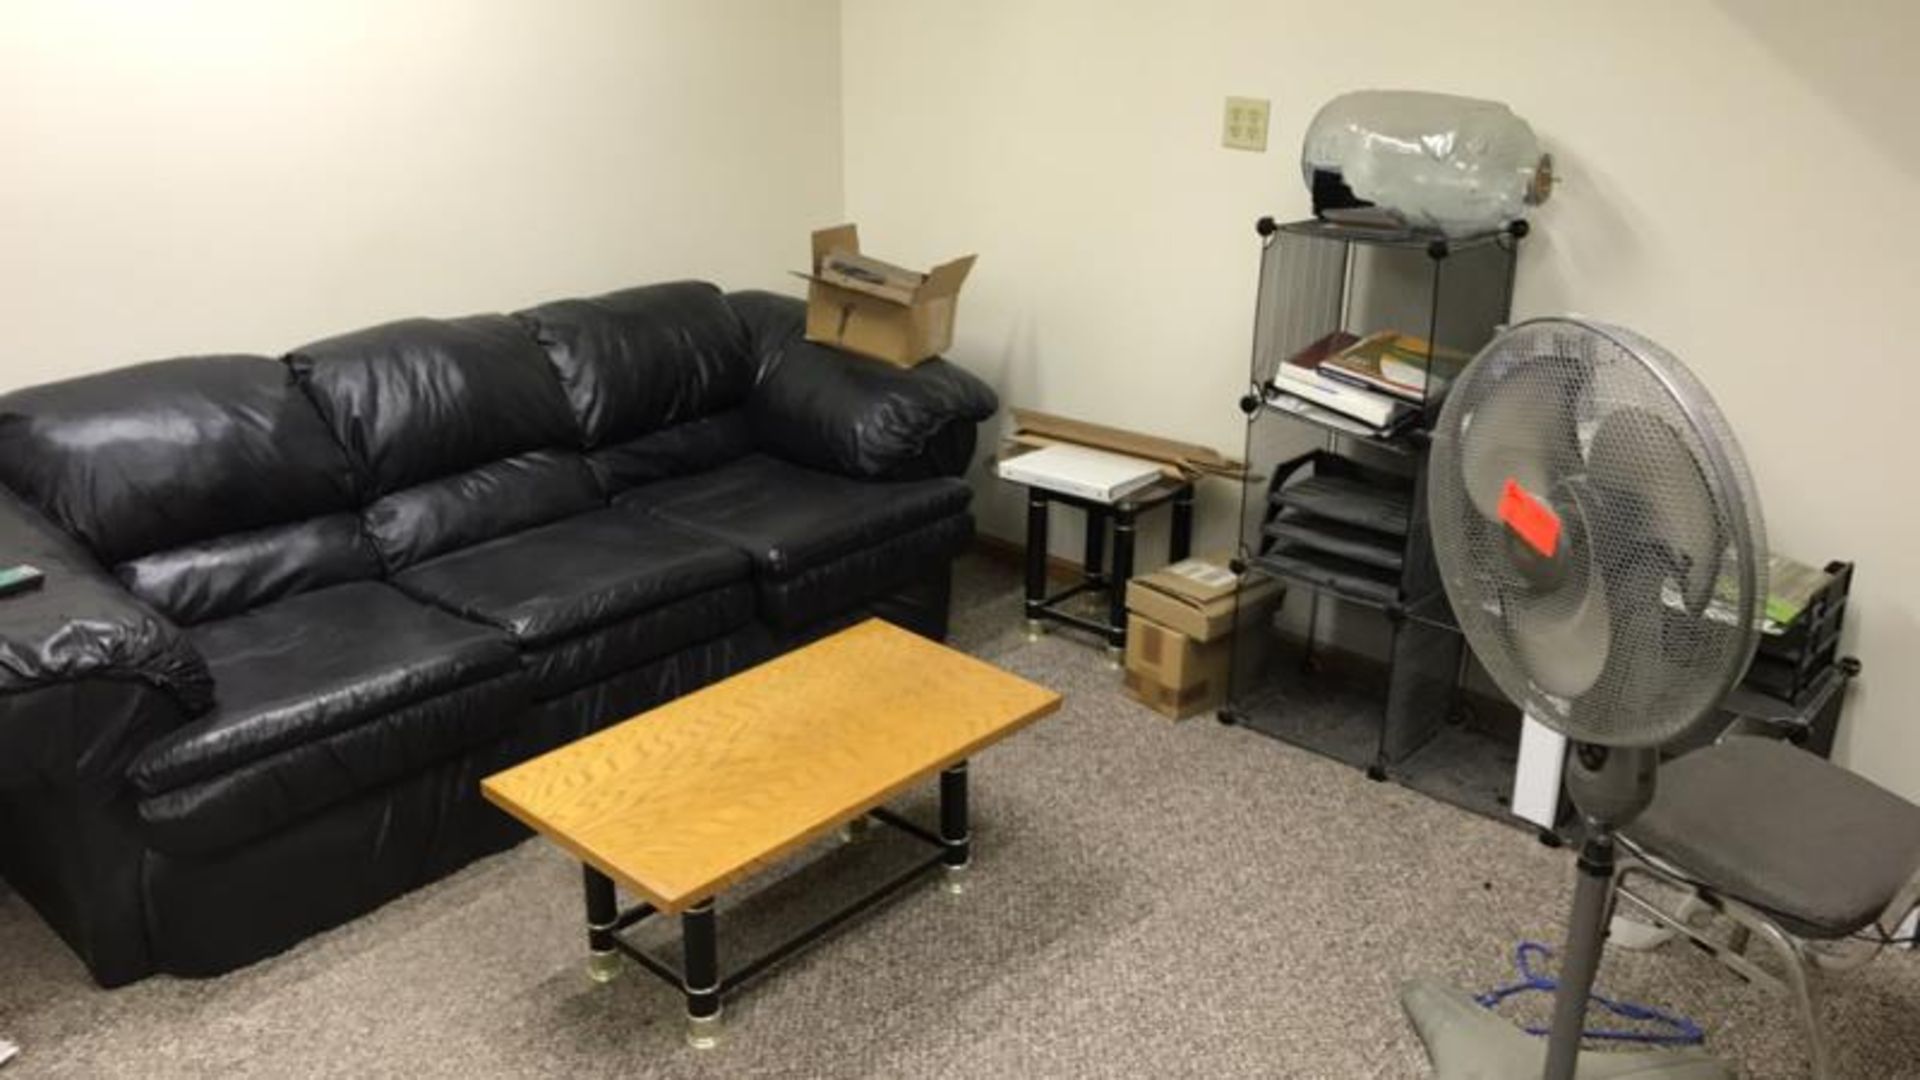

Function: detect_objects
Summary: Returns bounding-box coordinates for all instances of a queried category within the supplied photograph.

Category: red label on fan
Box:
[1498,477,1561,558]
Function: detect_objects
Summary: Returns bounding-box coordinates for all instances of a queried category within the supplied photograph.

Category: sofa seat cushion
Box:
[521,583,756,699]
[131,582,520,797]
[754,513,973,629]
[129,582,526,855]
[391,507,751,650]
[619,454,970,578]
[616,454,972,627]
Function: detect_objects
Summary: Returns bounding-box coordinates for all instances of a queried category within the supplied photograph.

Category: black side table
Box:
[1020,476,1195,660]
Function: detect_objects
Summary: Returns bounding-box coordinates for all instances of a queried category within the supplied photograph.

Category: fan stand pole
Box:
[1543,830,1616,1080]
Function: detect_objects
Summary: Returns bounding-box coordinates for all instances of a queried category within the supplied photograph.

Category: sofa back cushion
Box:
[0,355,378,623]
[514,282,756,495]
[288,315,600,570]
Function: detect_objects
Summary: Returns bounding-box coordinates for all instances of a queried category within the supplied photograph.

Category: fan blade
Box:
[1509,576,1611,700]
[1457,363,1583,522]
[1585,407,1723,612]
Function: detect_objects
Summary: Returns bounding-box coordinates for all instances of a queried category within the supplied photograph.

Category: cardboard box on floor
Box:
[1004,408,1249,483]
[1122,555,1281,720]
[794,224,976,368]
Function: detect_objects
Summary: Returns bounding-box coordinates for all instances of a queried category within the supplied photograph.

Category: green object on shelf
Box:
[1682,552,1832,637]
[1762,554,1830,634]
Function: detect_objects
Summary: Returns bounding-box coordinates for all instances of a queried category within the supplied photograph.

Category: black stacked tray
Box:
[1252,450,1414,608]
[1669,559,1859,761]
[1746,560,1854,706]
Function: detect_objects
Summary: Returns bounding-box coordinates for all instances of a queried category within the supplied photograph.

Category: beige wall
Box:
[7,1,1917,800]
[841,1,1920,800]
[0,0,839,383]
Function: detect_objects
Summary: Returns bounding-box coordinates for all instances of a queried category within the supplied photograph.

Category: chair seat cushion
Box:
[616,454,972,628]
[619,454,970,578]
[129,582,527,855]
[391,507,751,649]
[1625,737,1920,937]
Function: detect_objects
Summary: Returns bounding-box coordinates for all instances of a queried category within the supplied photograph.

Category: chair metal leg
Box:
[1614,867,1834,1075]
[1747,913,1833,1080]
[1611,864,1785,991]
[1612,838,1919,1079]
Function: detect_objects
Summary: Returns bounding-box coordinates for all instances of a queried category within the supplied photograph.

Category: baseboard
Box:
[970,533,1083,584]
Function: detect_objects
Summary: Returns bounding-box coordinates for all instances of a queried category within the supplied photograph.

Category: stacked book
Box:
[1267,330,1463,437]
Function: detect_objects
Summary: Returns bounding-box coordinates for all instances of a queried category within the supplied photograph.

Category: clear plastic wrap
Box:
[1301,90,1552,237]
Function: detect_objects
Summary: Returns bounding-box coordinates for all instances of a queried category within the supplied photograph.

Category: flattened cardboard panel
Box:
[1010,408,1243,474]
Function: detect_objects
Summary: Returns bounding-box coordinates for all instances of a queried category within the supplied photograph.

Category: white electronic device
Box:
[1510,714,1567,831]
[996,444,1164,504]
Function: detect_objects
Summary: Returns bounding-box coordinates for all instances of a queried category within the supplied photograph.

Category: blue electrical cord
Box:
[1475,941,1705,1046]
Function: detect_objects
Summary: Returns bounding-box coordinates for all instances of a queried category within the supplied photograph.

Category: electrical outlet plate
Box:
[1223,96,1269,152]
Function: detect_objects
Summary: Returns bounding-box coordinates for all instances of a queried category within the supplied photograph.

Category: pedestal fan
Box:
[1404,317,1767,1079]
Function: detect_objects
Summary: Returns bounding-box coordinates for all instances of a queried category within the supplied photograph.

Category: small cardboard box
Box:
[1123,616,1232,721]
[794,224,975,368]
[1125,556,1282,643]
[1122,555,1282,720]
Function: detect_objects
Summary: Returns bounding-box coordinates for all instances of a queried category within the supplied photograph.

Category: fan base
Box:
[1400,980,1731,1079]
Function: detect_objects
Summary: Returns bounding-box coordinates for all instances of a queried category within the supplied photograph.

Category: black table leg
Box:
[1108,508,1137,659]
[683,899,721,1049]
[584,865,621,983]
[1024,489,1050,639]
[1083,507,1108,586]
[1171,484,1194,563]
[940,762,970,895]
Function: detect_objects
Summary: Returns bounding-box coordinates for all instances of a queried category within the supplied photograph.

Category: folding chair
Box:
[1610,736,1920,1079]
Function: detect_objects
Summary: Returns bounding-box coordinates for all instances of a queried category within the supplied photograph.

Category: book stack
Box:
[1267,330,1464,437]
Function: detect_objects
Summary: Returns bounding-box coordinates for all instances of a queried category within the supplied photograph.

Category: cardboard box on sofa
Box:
[1122,555,1281,720]
[793,224,975,368]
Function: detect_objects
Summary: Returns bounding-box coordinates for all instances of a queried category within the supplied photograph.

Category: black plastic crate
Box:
[1748,560,1853,706]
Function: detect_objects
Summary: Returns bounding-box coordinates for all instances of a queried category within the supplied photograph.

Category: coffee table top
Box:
[481,619,1062,913]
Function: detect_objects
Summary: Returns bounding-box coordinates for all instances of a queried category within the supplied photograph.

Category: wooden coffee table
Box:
[481,619,1061,1047]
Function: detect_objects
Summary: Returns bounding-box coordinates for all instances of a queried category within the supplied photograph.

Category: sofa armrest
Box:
[0,488,212,788]
[729,290,998,480]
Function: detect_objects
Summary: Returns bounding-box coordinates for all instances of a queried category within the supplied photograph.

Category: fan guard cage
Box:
[1429,318,1767,748]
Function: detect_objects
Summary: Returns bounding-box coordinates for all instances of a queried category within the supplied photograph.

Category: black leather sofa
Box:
[0,282,996,986]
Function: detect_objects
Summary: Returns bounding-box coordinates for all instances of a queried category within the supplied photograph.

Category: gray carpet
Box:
[2,553,1917,1078]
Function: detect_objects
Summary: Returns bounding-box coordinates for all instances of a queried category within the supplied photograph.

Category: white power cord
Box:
[1609,895,1709,952]
[0,1037,17,1067]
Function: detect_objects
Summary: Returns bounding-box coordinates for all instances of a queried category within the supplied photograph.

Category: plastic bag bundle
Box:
[1301,90,1552,237]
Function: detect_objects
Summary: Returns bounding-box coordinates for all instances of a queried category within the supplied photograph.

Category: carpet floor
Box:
[2,553,1916,1079]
